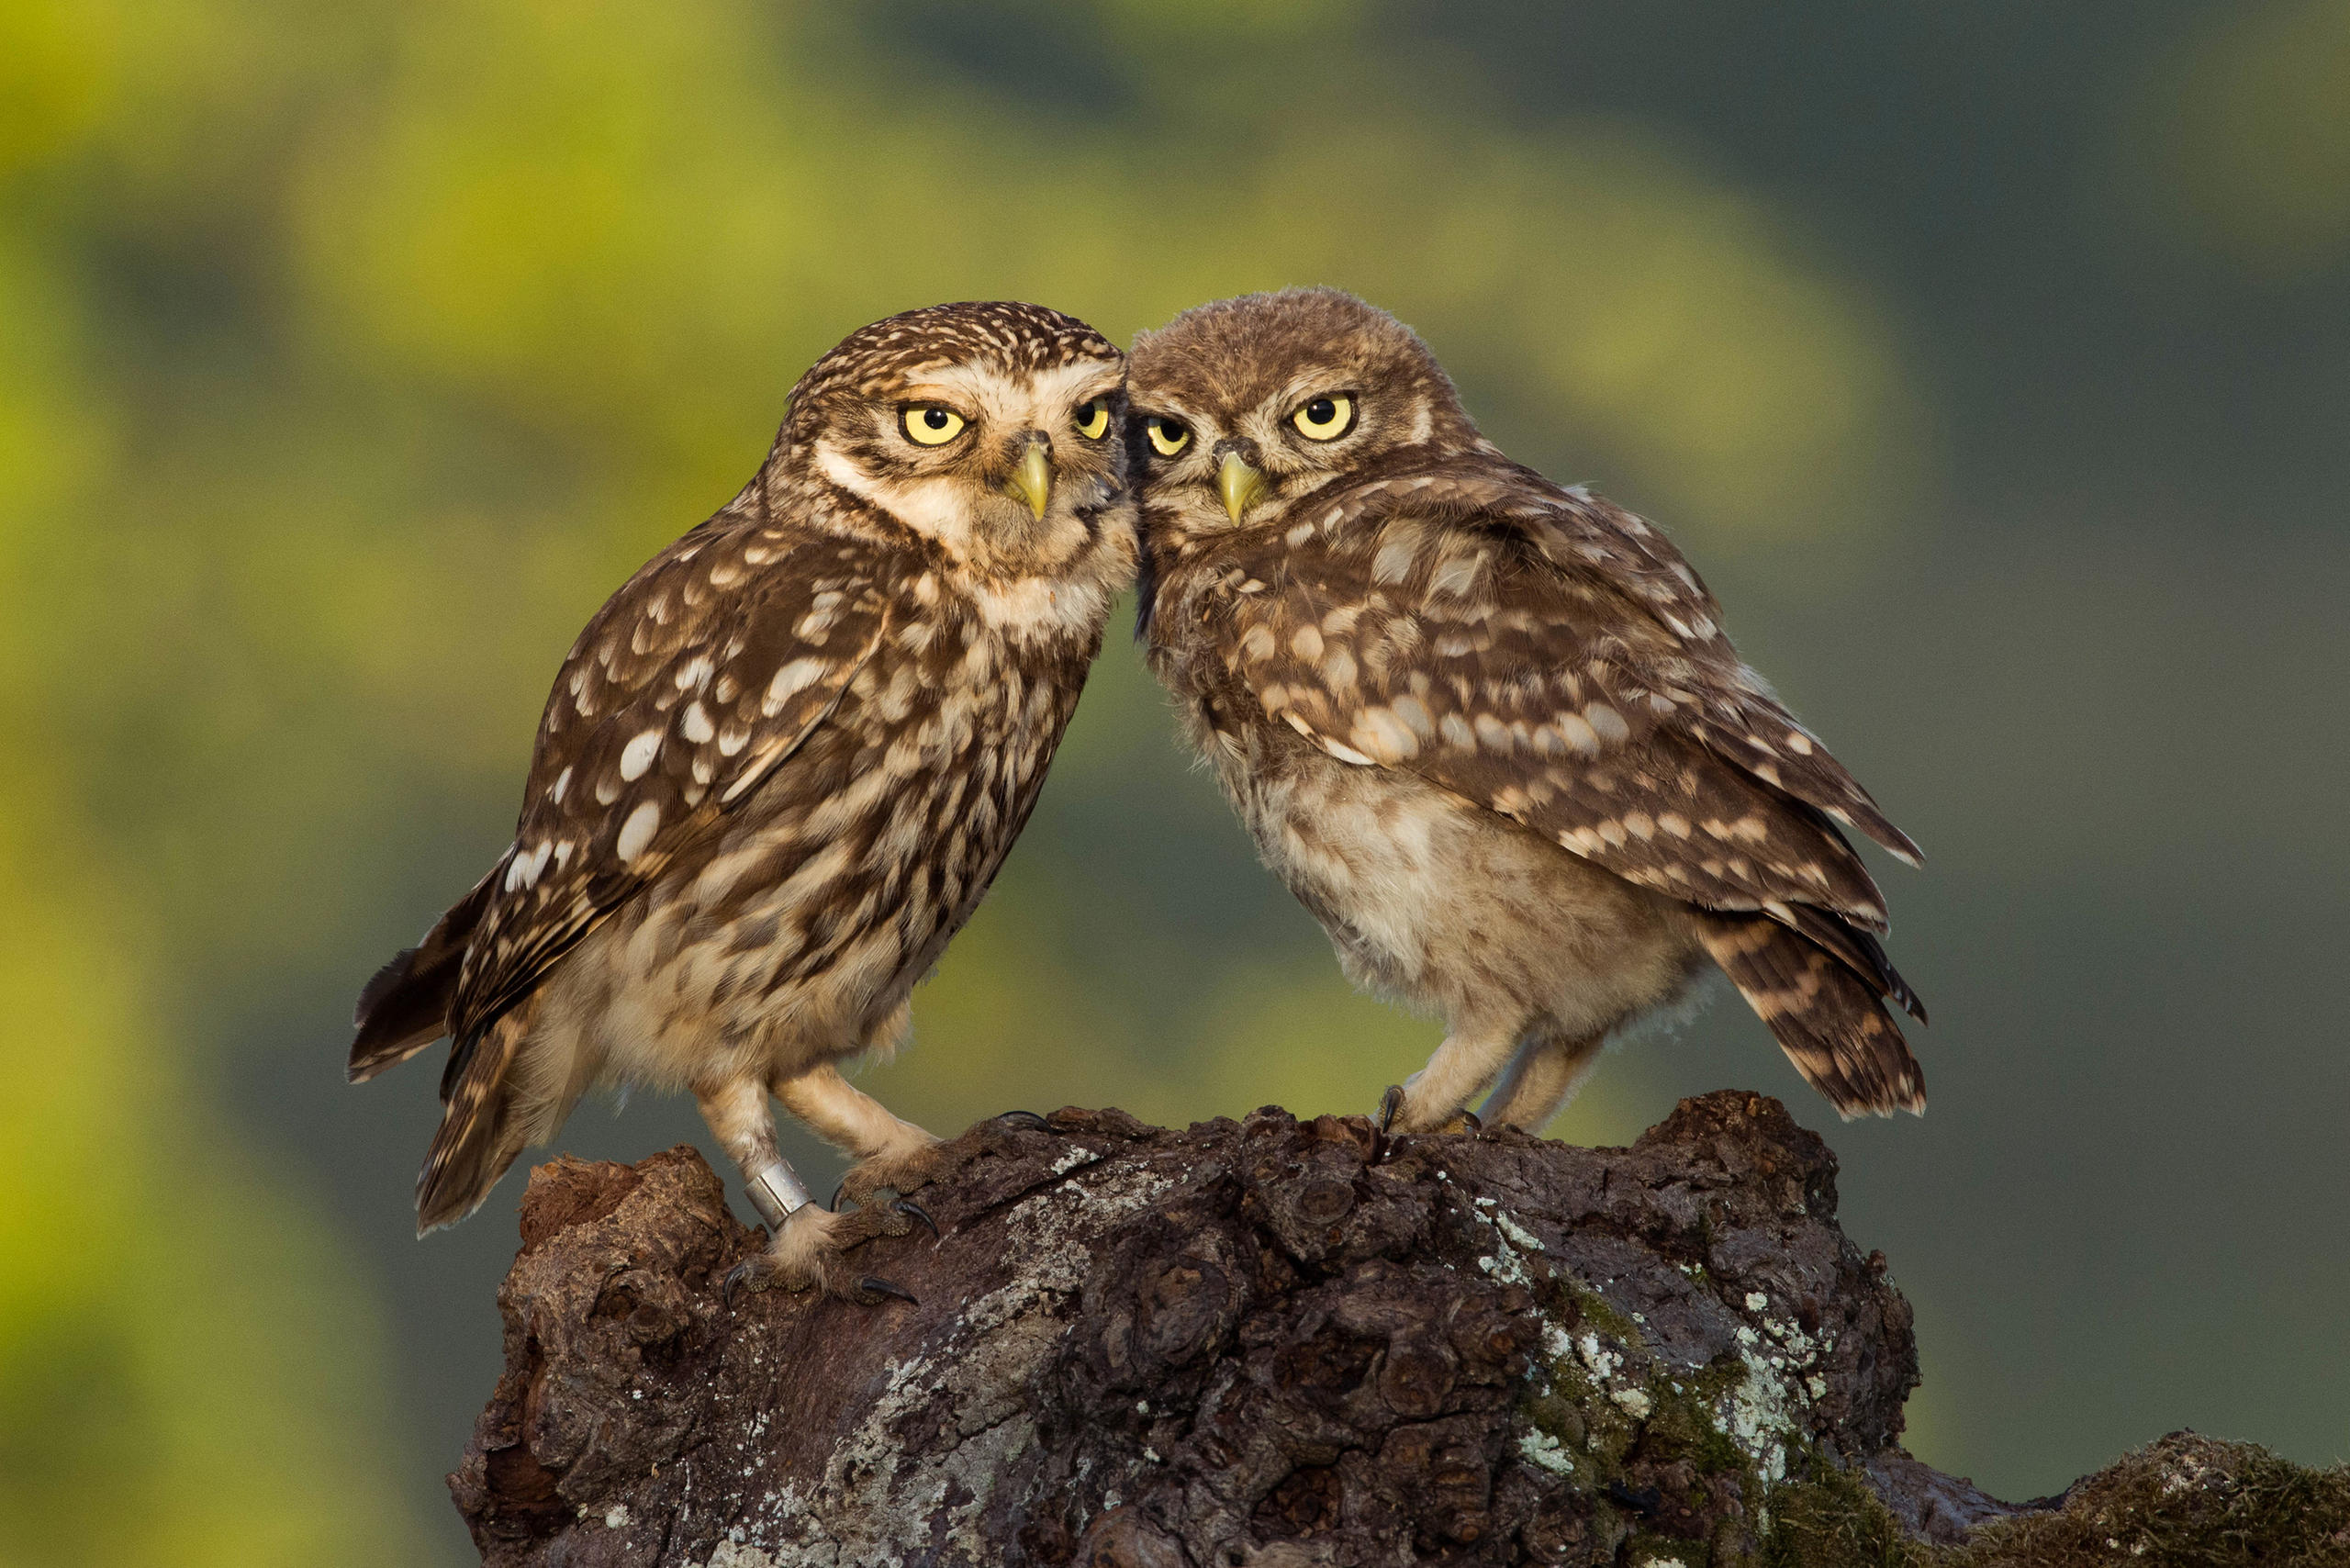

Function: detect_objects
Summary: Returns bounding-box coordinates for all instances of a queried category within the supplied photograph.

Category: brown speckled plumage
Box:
[352,302,1133,1292]
[1130,288,1924,1131]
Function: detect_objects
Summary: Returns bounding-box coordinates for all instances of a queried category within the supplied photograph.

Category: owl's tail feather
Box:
[414,1011,533,1235]
[1698,913,1926,1118]
[349,868,498,1083]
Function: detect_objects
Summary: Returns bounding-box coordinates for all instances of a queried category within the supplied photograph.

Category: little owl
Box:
[1128,288,1925,1137]
[351,301,1133,1299]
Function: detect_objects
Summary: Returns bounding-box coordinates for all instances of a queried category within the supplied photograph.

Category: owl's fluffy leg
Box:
[697,1078,909,1304]
[776,1060,947,1223]
[1479,1026,1606,1134]
[1384,1019,1526,1135]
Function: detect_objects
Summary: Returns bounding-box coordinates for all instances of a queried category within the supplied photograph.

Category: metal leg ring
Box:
[745,1158,813,1229]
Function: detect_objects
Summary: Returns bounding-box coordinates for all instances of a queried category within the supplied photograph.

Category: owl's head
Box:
[1125,288,1479,547]
[774,301,1131,579]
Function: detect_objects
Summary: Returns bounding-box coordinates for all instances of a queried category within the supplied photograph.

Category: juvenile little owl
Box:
[1128,288,1924,1137]
[352,301,1134,1300]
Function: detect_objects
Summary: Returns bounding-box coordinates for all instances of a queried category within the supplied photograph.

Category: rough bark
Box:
[450,1092,2350,1566]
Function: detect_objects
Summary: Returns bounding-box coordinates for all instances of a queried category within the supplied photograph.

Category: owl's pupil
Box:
[1308,399,1336,423]
[922,409,949,430]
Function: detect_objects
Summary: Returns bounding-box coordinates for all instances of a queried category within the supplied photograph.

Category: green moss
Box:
[1621,1525,1714,1566]
[1762,1452,1926,1568]
[1634,1363,1751,1481]
[1749,1434,2350,1568]
[1943,1437,2350,1568]
[1565,1282,1644,1346]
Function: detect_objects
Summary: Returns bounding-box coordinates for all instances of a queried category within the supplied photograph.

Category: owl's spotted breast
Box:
[523,566,1096,1097]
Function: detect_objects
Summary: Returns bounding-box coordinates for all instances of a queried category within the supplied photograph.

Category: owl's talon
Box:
[858,1275,919,1306]
[722,1254,780,1308]
[1371,1085,1413,1163]
[1460,1110,1483,1134]
[993,1110,1058,1133]
[894,1197,939,1239]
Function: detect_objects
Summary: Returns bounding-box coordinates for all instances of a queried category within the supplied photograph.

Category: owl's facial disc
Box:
[813,355,1125,569]
[1138,388,1363,529]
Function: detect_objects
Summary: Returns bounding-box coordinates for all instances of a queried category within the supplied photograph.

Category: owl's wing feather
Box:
[1203,484,1897,935]
[443,521,894,1071]
[1520,491,1921,867]
[1695,913,1924,1115]
[1276,468,1921,866]
[349,865,497,1082]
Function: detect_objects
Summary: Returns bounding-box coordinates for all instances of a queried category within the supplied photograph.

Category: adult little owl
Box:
[351,301,1134,1299]
[1128,288,1925,1137]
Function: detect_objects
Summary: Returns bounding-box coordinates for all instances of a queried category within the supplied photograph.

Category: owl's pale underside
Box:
[351,301,1134,1299]
[1128,288,1925,1137]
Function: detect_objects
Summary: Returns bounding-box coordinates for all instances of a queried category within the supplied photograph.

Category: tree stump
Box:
[449,1092,2350,1566]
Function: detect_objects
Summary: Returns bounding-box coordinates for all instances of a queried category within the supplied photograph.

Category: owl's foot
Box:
[992,1109,1059,1133]
[722,1204,921,1307]
[823,1182,939,1239]
[835,1135,974,1221]
[1371,1085,1483,1159]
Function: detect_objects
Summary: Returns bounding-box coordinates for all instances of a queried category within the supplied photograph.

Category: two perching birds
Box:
[352,292,1925,1301]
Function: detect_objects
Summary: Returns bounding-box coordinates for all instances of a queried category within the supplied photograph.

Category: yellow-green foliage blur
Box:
[6,2,2348,1563]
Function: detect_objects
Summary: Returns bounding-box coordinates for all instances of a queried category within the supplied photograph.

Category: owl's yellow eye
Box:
[1145,415,1191,457]
[901,405,967,446]
[1292,393,1356,442]
[1072,398,1111,441]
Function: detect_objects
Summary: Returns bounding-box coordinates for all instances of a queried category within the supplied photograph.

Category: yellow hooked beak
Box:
[1217,451,1268,523]
[1002,441,1053,521]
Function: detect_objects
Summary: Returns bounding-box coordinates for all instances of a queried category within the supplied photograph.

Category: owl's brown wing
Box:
[443,520,894,1061]
[1199,489,1901,936]
[1229,466,1921,868]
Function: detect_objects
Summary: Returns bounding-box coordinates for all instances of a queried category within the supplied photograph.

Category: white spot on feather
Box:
[764,657,829,714]
[619,729,662,781]
[1349,706,1418,763]
[1286,711,1374,766]
[616,801,661,863]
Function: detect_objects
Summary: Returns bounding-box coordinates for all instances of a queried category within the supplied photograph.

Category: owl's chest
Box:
[749,632,1074,858]
[608,631,1086,1044]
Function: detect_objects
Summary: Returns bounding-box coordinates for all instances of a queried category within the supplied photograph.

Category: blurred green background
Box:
[5,1,2348,1561]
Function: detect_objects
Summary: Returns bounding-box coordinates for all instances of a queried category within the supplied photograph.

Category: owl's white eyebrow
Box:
[894,386,979,414]
[1274,372,1357,409]
[914,359,1123,426]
